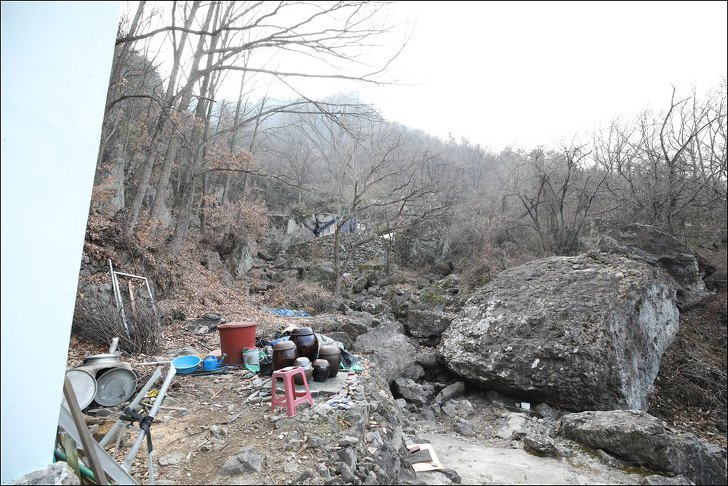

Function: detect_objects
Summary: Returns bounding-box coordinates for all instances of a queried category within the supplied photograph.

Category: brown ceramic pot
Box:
[272,341,298,371]
[289,327,319,362]
[312,359,330,382]
[318,345,341,378]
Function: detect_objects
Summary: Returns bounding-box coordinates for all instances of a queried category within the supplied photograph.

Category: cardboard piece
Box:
[408,443,444,472]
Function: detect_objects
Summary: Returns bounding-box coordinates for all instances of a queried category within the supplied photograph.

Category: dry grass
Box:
[262,279,335,314]
[649,286,728,447]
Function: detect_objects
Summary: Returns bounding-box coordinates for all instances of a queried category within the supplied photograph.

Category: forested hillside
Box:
[68,3,727,484]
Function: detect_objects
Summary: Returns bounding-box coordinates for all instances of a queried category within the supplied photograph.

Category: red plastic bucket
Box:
[218,321,256,365]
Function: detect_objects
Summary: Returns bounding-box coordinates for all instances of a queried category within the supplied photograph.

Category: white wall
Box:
[1,2,120,482]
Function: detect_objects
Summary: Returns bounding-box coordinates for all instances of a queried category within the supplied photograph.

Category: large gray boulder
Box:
[558,410,727,485]
[353,323,419,384]
[584,220,708,308]
[439,253,679,411]
[316,311,379,349]
[405,309,453,340]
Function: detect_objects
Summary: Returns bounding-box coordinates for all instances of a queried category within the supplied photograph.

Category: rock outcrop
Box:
[584,220,709,308]
[353,322,420,384]
[558,410,727,485]
[439,253,679,411]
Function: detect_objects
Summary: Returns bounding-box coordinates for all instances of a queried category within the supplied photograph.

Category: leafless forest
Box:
[95,1,727,271]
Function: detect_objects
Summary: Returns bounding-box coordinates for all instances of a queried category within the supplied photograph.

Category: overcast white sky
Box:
[224,1,727,151]
[134,1,728,151]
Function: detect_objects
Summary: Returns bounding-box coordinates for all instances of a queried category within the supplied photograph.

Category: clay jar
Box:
[293,357,313,385]
[312,359,330,382]
[272,341,298,371]
[318,345,341,378]
[289,327,319,362]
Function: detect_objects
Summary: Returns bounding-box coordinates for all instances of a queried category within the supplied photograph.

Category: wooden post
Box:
[63,376,109,485]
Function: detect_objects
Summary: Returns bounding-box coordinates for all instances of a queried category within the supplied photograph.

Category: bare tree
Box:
[594,85,727,242]
[111,1,404,248]
[510,144,607,255]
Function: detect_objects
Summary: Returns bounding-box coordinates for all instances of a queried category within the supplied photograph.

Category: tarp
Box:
[263,307,310,317]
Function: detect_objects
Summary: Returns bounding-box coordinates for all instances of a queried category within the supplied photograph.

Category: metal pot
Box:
[94,367,138,406]
[64,368,97,410]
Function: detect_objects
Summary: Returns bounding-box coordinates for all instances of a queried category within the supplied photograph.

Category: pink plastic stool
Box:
[271,366,314,417]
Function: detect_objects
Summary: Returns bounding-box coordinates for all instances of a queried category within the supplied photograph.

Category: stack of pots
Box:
[66,353,138,409]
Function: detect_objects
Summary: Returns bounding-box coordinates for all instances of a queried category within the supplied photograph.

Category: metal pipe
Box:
[114,271,148,279]
[109,259,130,337]
[122,366,176,471]
[109,337,120,354]
[99,367,163,448]
[54,449,96,483]
[143,278,159,321]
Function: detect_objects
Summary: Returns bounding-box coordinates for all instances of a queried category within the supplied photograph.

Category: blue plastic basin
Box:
[171,355,201,375]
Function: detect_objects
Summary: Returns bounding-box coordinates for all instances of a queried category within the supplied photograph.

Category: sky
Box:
[230,1,728,151]
[129,1,727,152]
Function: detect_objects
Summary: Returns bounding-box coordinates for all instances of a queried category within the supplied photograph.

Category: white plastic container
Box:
[242,348,259,366]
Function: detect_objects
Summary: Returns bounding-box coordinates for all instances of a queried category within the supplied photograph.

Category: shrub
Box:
[72,293,161,354]
[263,279,334,314]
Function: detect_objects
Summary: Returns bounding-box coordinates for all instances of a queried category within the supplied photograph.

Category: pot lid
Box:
[290,327,314,336]
[318,346,341,355]
[64,369,97,410]
[273,341,296,351]
[83,353,121,365]
[293,357,311,366]
[95,368,137,406]
[312,359,330,367]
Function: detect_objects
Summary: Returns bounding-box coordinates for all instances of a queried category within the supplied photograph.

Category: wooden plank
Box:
[63,376,109,485]
[59,405,138,484]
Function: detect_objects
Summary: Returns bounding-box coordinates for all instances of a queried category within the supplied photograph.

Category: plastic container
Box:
[243,348,260,367]
[218,321,257,365]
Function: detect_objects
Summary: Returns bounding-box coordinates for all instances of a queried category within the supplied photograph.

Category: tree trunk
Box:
[125,114,165,235]
[149,1,212,225]
[333,223,343,297]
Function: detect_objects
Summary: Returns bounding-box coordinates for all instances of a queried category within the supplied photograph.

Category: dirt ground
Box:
[68,314,333,485]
